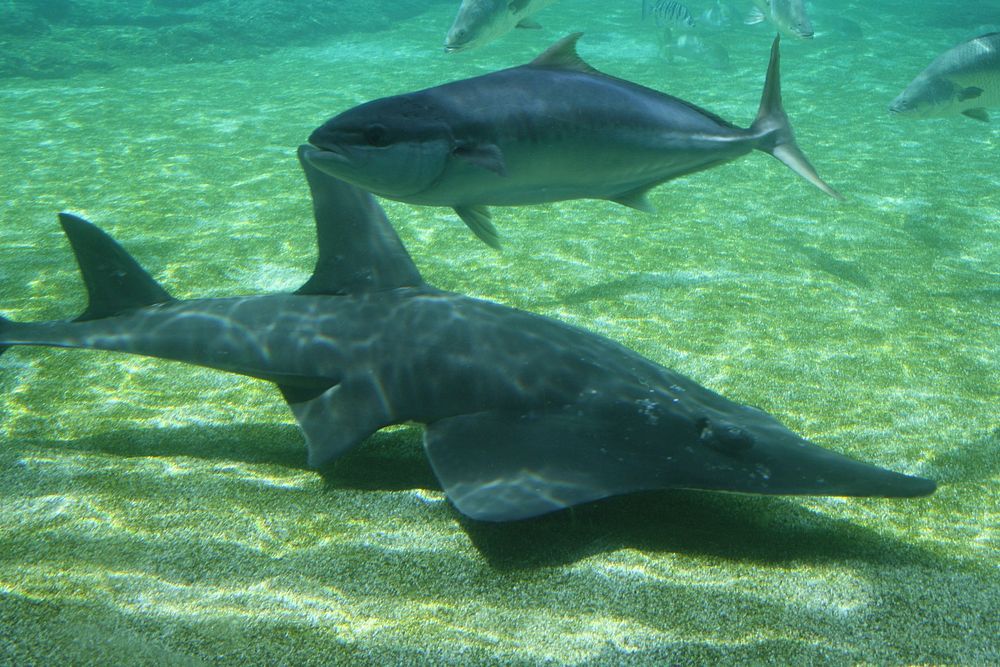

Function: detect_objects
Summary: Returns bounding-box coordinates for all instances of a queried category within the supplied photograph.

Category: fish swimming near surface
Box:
[745,0,813,40]
[445,0,557,53]
[306,34,839,249]
[889,32,1000,122]
[0,148,934,521]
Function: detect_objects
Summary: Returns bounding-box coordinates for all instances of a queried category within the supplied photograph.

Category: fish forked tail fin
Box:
[750,35,842,199]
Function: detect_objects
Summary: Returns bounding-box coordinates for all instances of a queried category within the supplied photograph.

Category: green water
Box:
[1,0,998,664]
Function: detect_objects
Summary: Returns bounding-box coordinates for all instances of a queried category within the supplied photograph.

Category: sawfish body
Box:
[0,148,932,521]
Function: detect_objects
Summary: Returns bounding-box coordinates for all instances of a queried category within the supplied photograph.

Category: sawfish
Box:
[0,148,933,520]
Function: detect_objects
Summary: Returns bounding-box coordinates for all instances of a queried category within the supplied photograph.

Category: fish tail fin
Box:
[0,316,12,359]
[750,36,842,199]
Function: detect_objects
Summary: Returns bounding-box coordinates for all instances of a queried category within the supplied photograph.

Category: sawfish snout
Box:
[699,407,938,499]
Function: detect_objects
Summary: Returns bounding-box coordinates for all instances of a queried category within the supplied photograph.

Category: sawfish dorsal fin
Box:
[295,145,424,295]
[58,212,173,321]
[529,33,602,75]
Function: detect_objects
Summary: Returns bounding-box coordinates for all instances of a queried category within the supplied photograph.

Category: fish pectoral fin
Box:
[609,185,656,213]
[961,108,990,122]
[958,86,984,101]
[516,19,542,29]
[454,206,502,250]
[452,142,507,176]
[744,7,765,25]
[278,381,383,468]
[423,409,653,521]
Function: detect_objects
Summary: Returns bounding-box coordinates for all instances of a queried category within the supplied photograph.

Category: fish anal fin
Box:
[423,410,654,521]
[279,380,386,468]
[57,212,173,321]
[958,86,984,101]
[529,33,602,75]
[452,142,507,176]
[961,108,989,122]
[609,185,656,212]
[454,206,502,250]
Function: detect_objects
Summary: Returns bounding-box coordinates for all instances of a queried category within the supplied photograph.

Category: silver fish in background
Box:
[890,32,1000,122]
[745,0,813,40]
[445,0,558,53]
[700,0,737,28]
[644,1,731,70]
[643,0,696,29]
[306,34,839,249]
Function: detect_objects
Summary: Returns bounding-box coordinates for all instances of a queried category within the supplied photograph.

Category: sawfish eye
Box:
[364,124,389,147]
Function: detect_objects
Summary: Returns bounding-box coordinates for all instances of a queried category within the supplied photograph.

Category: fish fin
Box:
[452,142,508,176]
[516,18,542,29]
[279,381,385,468]
[749,36,842,199]
[744,7,765,25]
[295,145,423,295]
[958,86,984,101]
[423,410,654,521]
[57,212,174,322]
[609,186,656,213]
[454,206,502,250]
[0,317,11,359]
[961,108,989,122]
[529,33,601,75]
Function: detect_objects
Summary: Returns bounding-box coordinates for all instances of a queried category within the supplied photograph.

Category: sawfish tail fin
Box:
[750,35,842,199]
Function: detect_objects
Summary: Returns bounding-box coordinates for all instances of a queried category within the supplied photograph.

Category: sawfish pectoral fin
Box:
[279,381,384,468]
[454,206,502,250]
[424,409,656,521]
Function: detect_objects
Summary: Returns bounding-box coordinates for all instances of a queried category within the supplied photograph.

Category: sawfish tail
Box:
[750,35,842,199]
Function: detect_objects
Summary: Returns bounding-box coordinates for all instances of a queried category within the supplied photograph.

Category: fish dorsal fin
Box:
[529,33,601,75]
[57,212,173,321]
[295,145,424,295]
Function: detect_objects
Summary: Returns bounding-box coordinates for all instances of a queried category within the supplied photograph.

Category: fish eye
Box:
[364,124,389,147]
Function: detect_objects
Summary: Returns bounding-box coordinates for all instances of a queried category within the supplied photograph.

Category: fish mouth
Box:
[302,145,351,169]
[444,43,467,54]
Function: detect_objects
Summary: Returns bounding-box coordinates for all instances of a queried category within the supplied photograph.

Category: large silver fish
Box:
[889,32,1000,122]
[306,34,839,248]
[745,0,813,40]
[445,0,557,53]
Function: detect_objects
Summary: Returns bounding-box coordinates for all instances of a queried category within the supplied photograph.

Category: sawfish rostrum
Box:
[0,149,931,521]
[306,33,839,249]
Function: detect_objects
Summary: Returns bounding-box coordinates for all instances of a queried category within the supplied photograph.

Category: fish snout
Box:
[888,97,912,115]
[445,28,471,53]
